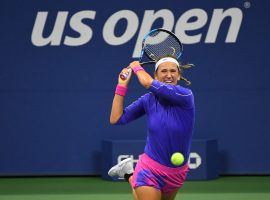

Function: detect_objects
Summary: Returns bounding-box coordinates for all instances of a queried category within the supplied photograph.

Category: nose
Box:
[166,71,173,78]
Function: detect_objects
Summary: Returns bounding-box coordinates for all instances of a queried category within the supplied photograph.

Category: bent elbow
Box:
[110,119,116,125]
[143,79,153,89]
[110,115,120,125]
[109,117,116,125]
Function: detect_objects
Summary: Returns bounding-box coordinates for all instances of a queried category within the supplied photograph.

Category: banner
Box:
[0,0,269,175]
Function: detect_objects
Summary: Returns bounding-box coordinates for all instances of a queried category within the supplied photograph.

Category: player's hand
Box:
[118,67,132,86]
[129,61,141,70]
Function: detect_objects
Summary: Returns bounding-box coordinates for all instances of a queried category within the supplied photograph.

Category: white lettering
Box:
[31,8,244,49]
[188,152,202,169]
[205,8,243,43]
[175,9,208,44]
[64,11,96,46]
[117,155,138,164]
[117,153,202,170]
[31,12,68,46]
[132,9,175,57]
[103,10,139,45]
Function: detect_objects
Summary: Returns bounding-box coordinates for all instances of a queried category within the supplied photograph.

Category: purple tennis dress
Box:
[116,80,195,194]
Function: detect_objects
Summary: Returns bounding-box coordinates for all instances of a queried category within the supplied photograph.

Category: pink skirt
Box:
[131,153,189,195]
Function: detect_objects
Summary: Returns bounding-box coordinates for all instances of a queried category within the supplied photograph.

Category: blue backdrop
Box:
[0,0,269,175]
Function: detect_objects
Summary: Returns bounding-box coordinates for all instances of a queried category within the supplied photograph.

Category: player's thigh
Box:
[161,189,178,200]
[134,186,161,200]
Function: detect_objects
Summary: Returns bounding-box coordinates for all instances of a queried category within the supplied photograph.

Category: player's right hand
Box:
[118,67,132,86]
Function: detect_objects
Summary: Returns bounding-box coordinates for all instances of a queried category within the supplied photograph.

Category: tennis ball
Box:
[171,152,184,166]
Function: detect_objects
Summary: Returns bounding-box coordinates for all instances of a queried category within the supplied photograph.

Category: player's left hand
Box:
[129,61,142,70]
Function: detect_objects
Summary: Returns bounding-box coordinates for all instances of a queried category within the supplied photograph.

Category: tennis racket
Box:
[120,28,183,80]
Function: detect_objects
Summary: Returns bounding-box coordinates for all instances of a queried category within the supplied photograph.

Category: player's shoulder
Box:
[177,85,192,91]
[141,92,153,99]
[140,92,159,102]
[137,92,152,101]
[176,85,193,96]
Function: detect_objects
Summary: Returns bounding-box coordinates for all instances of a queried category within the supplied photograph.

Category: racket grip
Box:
[120,66,131,80]
[119,65,145,80]
[120,70,130,80]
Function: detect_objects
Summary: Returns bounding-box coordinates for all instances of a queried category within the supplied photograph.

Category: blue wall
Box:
[0,0,269,175]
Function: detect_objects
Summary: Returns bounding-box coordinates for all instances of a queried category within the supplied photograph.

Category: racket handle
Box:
[120,73,129,80]
[120,66,131,80]
[119,61,155,80]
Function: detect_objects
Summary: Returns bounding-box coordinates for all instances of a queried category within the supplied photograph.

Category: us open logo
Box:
[31,8,243,58]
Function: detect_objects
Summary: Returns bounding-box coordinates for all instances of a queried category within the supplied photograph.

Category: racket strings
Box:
[143,31,182,61]
[144,41,181,60]
[142,29,193,85]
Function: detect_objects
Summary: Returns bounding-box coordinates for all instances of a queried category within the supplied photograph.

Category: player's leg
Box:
[108,158,138,199]
[161,189,178,200]
[135,186,161,200]
[132,188,139,200]
[126,175,139,200]
[159,162,189,200]
[108,155,162,200]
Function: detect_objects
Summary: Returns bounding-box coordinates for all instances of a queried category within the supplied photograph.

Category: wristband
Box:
[132,66,145,74]
[115,84,127,97]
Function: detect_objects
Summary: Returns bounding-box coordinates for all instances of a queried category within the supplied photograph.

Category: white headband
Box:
[155,57,180,71]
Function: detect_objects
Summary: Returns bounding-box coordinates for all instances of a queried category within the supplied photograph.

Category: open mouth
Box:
[164,80,173,84]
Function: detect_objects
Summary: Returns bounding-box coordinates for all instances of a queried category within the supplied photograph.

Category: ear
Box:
[154,72,157,79]
[177,68,181,80]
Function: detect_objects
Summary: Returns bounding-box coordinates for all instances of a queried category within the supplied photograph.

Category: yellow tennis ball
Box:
[171,152,184,166]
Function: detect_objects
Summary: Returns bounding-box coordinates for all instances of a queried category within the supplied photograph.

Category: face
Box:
[154,62,180,85]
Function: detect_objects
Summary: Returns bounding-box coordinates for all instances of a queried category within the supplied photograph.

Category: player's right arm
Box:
[110,68,132,124]
[110,67,147,125]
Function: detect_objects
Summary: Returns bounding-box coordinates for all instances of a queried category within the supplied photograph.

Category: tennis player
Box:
[109,57,195,200]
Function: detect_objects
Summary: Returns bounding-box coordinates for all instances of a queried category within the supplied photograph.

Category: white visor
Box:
[155,57,180,71]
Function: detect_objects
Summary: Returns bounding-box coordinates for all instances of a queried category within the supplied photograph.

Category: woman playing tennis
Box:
[108,57,195,200]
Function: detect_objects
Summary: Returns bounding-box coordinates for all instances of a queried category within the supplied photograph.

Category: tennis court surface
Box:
[0,176,269,200]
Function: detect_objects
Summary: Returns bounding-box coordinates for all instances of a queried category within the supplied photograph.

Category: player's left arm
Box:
[115,94,147,125]
[129,61,194,108]
[129,61,153,89]
[149,80,194,108]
